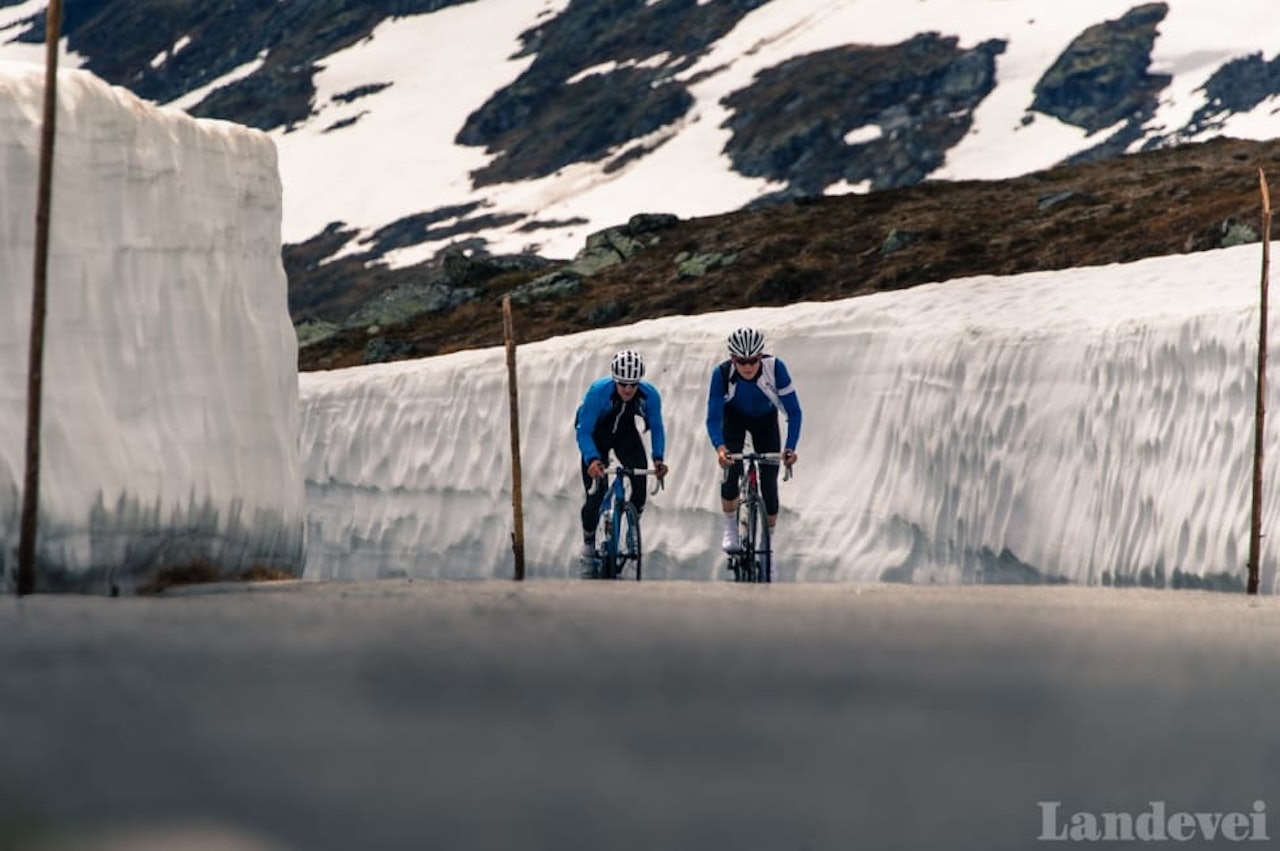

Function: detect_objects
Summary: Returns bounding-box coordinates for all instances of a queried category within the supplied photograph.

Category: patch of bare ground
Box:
[298,137,1280,372]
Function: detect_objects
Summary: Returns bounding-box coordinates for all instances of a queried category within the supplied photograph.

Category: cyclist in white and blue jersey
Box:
[706,327,802,553]
[574,349,669,561]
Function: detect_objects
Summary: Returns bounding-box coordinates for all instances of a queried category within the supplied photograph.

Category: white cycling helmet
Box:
[727,327,765,359]
[610,349,645,382]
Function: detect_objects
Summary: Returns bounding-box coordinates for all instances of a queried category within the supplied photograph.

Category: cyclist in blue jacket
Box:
[706,327,802,553]
[575,349,669,562]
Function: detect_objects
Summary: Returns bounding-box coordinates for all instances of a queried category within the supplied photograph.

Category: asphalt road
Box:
[2,580,1278,850]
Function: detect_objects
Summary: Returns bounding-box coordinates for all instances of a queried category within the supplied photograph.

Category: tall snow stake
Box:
[503,296,526,580]
[1248,168,1273,596]
[17,0,64,596]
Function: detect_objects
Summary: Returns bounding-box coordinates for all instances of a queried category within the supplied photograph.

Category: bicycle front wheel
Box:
[593,507,618,579]
[616,502,642,581]
[757,511,772,583]
[744,497,771,583]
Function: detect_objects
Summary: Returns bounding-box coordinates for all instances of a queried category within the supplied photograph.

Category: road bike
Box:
[724,452,792,583]
[584,466,663,580]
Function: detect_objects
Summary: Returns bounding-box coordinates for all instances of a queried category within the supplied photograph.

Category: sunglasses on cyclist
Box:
[615,381,638,388]
[732,356,760,366]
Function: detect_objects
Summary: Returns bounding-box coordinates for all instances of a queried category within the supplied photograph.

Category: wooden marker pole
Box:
[17,0,64,596]
[503,296,526,580]
[1248,168,1273,596]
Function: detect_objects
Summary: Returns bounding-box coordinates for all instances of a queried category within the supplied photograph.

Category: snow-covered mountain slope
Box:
[3,0,1279,267]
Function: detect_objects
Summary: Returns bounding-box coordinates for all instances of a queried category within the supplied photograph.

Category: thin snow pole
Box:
[503,296,526,580]
[1248,167,1272,596]
[17,0,64,597]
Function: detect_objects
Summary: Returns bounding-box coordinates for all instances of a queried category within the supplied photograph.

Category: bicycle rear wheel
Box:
[616,502,642,581]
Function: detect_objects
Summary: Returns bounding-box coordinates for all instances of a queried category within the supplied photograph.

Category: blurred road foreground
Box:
[1,579,1277,850]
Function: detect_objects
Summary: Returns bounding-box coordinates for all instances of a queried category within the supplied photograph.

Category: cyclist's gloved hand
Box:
[587,459,606,478]
[654,460,669,481]
[716,446,732,469]
[782,449,797,467]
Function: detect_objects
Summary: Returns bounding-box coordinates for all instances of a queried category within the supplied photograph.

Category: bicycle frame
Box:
[723,452,792,583]
[586,466,662,580]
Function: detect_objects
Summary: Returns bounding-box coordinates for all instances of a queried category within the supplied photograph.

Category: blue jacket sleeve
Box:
[775,359,803,450]
[705,365,726,448]
[575,380,608,462]
[643,382,666,460]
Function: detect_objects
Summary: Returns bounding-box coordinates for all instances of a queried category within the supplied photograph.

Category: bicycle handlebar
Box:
[722,452,794,482]
[726,452,784,462]
[588,465,667,495]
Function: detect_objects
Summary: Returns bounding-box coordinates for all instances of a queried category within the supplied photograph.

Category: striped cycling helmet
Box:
[610,349,645,382]
[726,327,765,358]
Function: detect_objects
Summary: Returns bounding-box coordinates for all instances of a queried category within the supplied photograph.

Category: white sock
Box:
[723,512,736,532]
